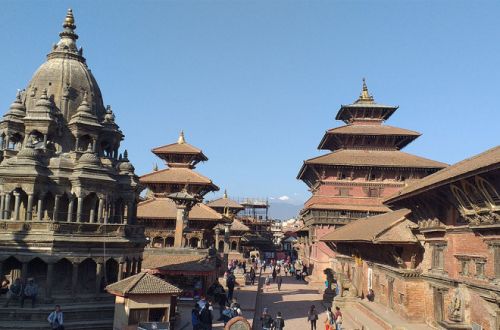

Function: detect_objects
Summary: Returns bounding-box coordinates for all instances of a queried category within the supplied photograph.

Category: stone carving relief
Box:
[448,289,464,322]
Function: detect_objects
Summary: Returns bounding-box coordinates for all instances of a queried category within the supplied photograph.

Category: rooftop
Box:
[320,208,417,244]
[106,272,182,296]
[137,197,224,221]
[142,253,217,273]
[140,167,218,188]
[386,145,500,203]
[206,191,245,211]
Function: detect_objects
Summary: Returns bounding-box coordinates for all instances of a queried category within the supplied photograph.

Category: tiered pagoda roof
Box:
[206,190,245,214]
[137,197,223,221]
[297,79,447,221]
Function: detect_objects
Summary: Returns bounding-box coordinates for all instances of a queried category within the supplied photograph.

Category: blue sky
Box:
[0,1,499,205]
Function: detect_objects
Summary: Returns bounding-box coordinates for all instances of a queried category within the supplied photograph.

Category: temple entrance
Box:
[165,237,174,247]
[433,288,444,322]
[53,258,72,294]
[3,256,22,282]
[231,241,237,251]
[189,237,199,248]
[78,258,97,293]
[105,258,119,285]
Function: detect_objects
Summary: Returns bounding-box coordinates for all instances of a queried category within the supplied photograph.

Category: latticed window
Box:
[431,244,446,271]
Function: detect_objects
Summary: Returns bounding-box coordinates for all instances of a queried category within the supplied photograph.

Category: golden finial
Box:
[153,163,158,171]
[63,9,75,28]
[223,189,228,199]
[358,78,374,103]
[177,130,185,144]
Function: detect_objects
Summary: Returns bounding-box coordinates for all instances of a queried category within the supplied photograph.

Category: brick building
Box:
[322,146,500,329]
[296,80,446,285]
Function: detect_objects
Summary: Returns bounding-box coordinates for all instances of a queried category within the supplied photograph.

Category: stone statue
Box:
[392,253,405,269]
[448,289,463,322]
[410,254,417,269]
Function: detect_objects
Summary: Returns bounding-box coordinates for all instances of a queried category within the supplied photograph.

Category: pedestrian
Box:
[47,304,64,330]
[325,307,334,330]
[230,298,241,316]
[250,267,256,285]
[334,306,343,330]
[265,274,271,291]
[191,304,201,330]
[217,291,228,320]
[307,305,318,330]
[277,275,283,291]
[260,307,274,330]
[199,302,213,330]
[275,311,285,330]
[272,267,277,283]
[284,265,289,277]
[21,278,38,308]
[0,278,9,295]
[3,278,23,307]
[197,295,208,310]
[221,305,234,325]
[226,273,236,301]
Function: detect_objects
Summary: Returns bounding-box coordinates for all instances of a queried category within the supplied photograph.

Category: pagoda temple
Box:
[0,10,144,329]
[296,79,447,284]
[137,131,224,249]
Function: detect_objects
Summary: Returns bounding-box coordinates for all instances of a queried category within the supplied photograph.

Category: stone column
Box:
[13,191,21,221]
[118,261,125,281]
[76,196,83,223]
[96,262,103,294]
[36,195,44,221]
[97,198,104,223]
[46,262,54,300]
[67,198,74,222]
[137,259,142,273]
[71,262,79,295]
[0,193,5,220]
[89,199,96,223]
[125,260,131,278]
[4,193,11,219]
[215,228,220,252]
[21,262,28,281]
[131,259,137,275]
[53,195,60,221]
[174,206,186,248]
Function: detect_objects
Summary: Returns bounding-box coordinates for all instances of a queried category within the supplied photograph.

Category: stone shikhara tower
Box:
[0,9,145,319]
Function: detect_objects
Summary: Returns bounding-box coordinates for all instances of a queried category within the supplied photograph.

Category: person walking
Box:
[21,278,38,308]
[226,273,236,301]
[307,305,318,330]
[325,307,334,330]
[3,278,23,307]
[47,305,64,330]
[272,267,277,283]
[191,304,201,330]
[334,306,343,330]
[199,303,213,330]
[260,307,274,330]
[265,274,271,292]
[250,267,256,285]
[275,311,285,330]
[277,275,283,291]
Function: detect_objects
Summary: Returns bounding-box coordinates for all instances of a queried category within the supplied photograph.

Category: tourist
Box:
[226,272,236,301]
[307,305,318,330]
[0,278,10,295]
[325,307,334,330]
[230,298,241,316]
[197,295,208,310]
[191,304,201,330]
[260,307,274,330]
[367,289,375,302]
[284,265,289,277]
[47,305,64,330]
[275,311,285,329]
[249,267,256,285]
[265,274,271,291]
[3,278,23,307]
[221,305,234,325]
[272,267,277,283]
[302,265,308,281]
[199,303,213,330]
[217,291,228,320]
[21,278,38,308]
[277,274,283,291]
[334,306,343,330]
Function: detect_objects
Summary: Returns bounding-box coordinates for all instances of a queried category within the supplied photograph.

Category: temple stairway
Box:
[0,295,114,330]
[335,297,435,330]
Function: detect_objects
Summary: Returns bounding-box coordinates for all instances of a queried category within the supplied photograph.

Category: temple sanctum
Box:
[296,80,447,285]
[0,10,145,329]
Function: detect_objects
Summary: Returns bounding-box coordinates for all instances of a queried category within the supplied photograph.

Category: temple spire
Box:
[177,130,185,144]
[223,189,228,199]
[356,78,374,103]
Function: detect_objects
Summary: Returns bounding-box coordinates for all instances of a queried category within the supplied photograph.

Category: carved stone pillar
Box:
[174,206,186,248]
[67,197,74,222]
[0,193,5,220]
[76,196,83,223]
[131,259,137,275]
[71,262,79,296]
[89,198,96,223]
[125,259,131,278]
[96,262,103,294]
[37,195,44,221]
[21,262,28,280]
[13,191,20,221]
[46,262,54,300]
[97,198,104,223]
[118,261,125,281]
[53,195,60,221]
[4,193,11,219]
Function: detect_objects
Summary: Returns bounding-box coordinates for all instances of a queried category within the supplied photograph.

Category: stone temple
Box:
[0,9,145,329]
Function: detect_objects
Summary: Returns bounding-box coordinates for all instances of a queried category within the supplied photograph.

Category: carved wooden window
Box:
[431,244,445,271]
[475,259,486,279]
[338,188,350,197]
[460,260,469,276]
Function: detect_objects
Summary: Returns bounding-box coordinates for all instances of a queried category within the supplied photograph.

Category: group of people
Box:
[2,277,38,308]
[260,304,342,330]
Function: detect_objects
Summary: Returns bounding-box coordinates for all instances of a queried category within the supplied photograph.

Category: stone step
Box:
[0,319,113,330]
